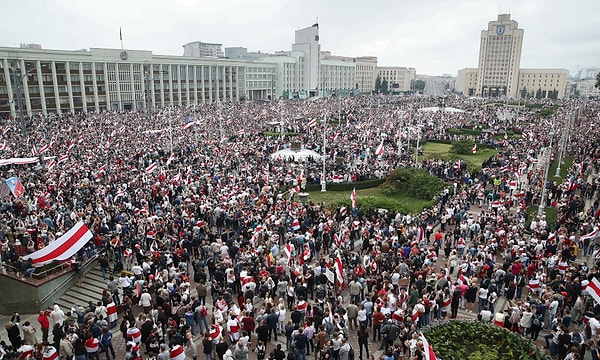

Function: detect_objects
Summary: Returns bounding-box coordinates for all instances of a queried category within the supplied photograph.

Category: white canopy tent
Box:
[418,106,466,113]
[270,148,322,162]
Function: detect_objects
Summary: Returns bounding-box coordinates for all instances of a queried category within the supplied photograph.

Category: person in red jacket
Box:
[38,310,51,343]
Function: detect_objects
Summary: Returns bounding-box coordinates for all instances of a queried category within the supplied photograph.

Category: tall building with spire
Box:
[475,14,523,97]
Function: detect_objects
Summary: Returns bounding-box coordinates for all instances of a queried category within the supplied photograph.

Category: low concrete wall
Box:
[0,259,97,314]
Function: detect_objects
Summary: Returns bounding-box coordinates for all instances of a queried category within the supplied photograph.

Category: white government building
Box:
[0,23,419,119]
[456,14,568,99]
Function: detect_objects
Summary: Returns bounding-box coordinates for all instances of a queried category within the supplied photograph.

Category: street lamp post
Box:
[321,114,327,192]
[538,131,555,216]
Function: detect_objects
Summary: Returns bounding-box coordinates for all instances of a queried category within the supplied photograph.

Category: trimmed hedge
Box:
[303,178,385,192]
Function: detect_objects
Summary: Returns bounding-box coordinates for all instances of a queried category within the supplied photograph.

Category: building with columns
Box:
[0,47,276,118]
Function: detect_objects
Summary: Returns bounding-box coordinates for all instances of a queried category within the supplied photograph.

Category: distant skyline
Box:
[1,0,598,76]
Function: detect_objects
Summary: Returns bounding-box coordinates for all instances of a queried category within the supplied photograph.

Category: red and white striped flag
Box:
[350,188,357,208]
[580,229,599,241]
[47,160,57,171]
[67,141,75,152]
[237,129,245,136]
[375,140,384,156]
[472,144,478,154]
[57,155,68,164]
[334,252,344,284]
[31,144,39,156]
[292,219,300,231]
[166,153,175,166]
[169,345,185,360]
[332,132,340,142]
[126,327,141,343]
[307,118,317,128]
[0,140,7,151]
[585,277,600,306]
[284,243,293,258]
[419,333,436,360]
[25,221,93,267]
[42,346,58,360]
[39,142,52,154]
[106,302,118,323]
[181,121,195,130]
[145,162,158,174]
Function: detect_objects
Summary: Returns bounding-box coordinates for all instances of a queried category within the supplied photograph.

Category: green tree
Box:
[449,140,476,155]
[374,75,382,94]
[381,79,389,95]
[413,80,426,91]
[535,88,543,99]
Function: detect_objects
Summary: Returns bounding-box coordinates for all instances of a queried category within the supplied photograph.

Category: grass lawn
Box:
[421,142,497,173]
[525,206,559,230]
[548,156,573,182]
[307,186,434,214]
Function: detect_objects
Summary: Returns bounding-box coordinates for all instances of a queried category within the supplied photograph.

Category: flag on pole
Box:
[120,27,122,41]
[146,162,157,174]
[585,277,600,306]
[419,333,436,360]
[334,252,344,284]
[58,154,69,164]
[307,118,317,128]
[350,188,357,209]
[5,176,25,197]
[471,144,478,153]
[166,153,175,166]
[375,140,384,156]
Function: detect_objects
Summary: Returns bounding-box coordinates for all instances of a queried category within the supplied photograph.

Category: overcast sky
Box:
[1,0,598,76]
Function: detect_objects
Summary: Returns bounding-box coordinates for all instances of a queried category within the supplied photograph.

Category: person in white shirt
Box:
[139,289,153,314]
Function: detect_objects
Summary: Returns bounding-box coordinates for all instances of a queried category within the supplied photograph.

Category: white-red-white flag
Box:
[472,144,478,154]
[145,162,157,174]
[307,118,317,128]
[332,132,340,142]
[169,345,185,360]
[166,153,175,166]
[580,229,599,241]
[375,140,384,156]
[57,155,68,164]
[350,188,357,208]
[419,333,436,360]
[25,222,93,267]
[0,140,7,151]
[334,252,344,284]
[586,277,600,306]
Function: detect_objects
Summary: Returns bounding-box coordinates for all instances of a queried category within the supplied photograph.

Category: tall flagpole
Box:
[321,114,327,192]
[120,27,123,50]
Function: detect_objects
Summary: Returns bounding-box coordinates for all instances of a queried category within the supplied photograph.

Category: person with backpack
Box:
[339,338,352,360]
[253,340,267,360]
[530,309,544,341]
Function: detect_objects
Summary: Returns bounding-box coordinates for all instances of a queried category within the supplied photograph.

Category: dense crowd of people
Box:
[0,94,599,360]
